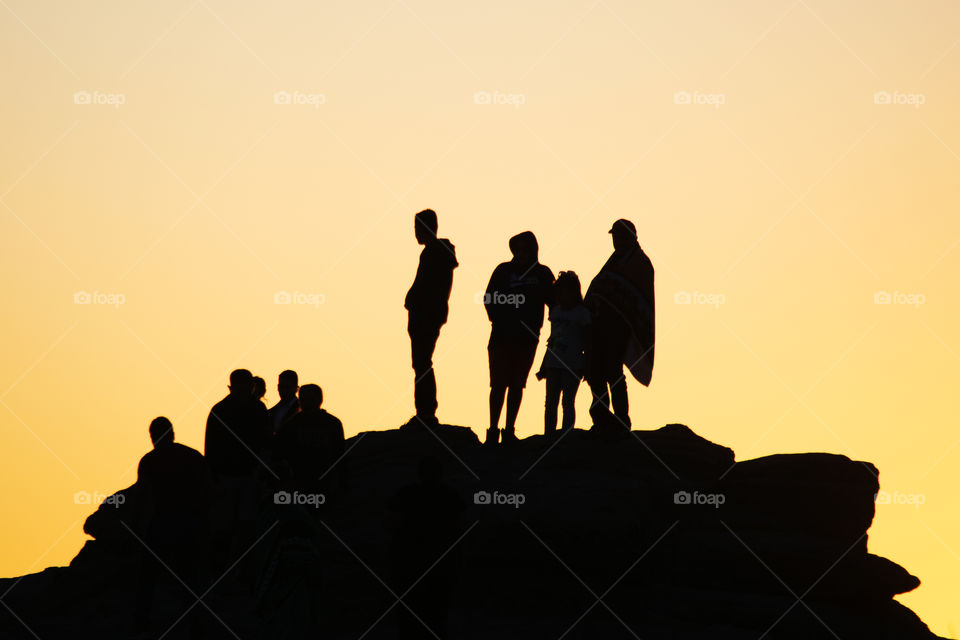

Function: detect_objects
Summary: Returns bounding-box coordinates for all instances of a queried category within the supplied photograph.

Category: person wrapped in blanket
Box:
[584,219,655,432]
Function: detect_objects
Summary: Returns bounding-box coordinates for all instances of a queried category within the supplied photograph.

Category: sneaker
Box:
[501,430,519,445]
[484,427,500,446]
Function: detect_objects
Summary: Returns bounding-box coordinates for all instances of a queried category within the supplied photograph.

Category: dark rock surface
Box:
[0,423,948,639]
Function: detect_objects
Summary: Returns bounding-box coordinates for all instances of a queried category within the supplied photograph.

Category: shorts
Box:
[488,335,539,389]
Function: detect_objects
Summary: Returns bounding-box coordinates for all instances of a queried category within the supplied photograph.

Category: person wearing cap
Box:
[483,231,555,445]
[583,219,655,431]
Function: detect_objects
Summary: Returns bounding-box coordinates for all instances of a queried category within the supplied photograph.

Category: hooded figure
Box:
[483,231,554,444]
[405,209,458,427]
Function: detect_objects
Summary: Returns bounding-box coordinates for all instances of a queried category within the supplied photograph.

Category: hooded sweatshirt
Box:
[405,237,458,325]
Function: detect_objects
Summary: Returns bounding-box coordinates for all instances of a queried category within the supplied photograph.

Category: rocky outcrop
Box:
[0,424,948,639]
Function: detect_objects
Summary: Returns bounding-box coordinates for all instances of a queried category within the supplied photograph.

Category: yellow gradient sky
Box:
[1,0,958,635]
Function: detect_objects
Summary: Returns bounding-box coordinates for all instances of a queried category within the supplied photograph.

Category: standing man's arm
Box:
[540,266,556,309]
[203,410,216,461]
[484,266,500,322]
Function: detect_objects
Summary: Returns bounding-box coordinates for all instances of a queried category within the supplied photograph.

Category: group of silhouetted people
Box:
[132,368,345,636]
[127,211,654,637]
[404,209,656,446]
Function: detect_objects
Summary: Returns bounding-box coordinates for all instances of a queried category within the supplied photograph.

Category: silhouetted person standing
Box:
[252,375,267,407]
[274,383,345,496]
[204,368,270,571]
[205,369,270,476]
[584,219,655,432]
[484,231,554,445]
[134,417,211,633]
[404,209,458,428]
[268,369,300,434]
[536,271,591,433]
[387,457,464,640]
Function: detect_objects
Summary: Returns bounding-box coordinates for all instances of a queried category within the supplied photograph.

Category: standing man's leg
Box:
[502,385,523,440]
[488,386,505,432]
[609,371,630,429]
[560,371,580,430]
[409,316,441,424]
[586,321,613,429]
[607,315,631,430]
[543,370,561,434]
[487,338,505,444]
[501,337,538,443]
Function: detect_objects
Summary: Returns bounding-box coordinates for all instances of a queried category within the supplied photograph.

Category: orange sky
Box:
[1,1,958,635]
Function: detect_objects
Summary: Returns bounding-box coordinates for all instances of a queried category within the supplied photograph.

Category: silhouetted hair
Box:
[417,455,443,484]
[299,383,323,409]
[509,231,538,258]
[252,376,266,399]
[149,416,173,444]
[415,209,438,235]
[278,369,298,385]
[230,369,253,388]
[555,271,583,304]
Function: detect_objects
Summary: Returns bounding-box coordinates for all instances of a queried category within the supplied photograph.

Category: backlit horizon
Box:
[1,1,958,635]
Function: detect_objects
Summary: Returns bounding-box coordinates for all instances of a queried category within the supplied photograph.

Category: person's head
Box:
[609,219,638,252]
[228,369,254,396]
[414,209,438,245]
[277,369,299,402]
[417,455,443,485]
[554,271,583,307]
[149,416,174,447]
[298,384,323,411]
[508,231,539,268]
[252,376,266,400]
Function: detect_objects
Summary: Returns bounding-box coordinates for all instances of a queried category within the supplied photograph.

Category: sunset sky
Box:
[1,0,958,635]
